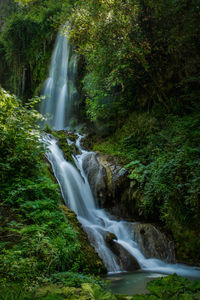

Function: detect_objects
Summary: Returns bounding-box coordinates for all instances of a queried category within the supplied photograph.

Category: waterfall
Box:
[41,26,200,279]
[45,135,120,272]
[44,134,200,278]
[40,23,77,130]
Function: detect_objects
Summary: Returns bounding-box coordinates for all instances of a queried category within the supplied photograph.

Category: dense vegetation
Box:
[0,0,200,298]
[0,0,78,99]
[1,272,200,299]
[91,109,200,264]
[0,87,105,295]
[69,0,200,264]
[133,274,200,300]
[70,0,200,129]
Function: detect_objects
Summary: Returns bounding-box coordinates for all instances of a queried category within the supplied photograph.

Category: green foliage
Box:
[0,0,77,99]
[81,283,117,300]
[1,274,199,300]
[49,272,105,288]
[132,274,200,300]
[0,88,101,289]
[93,109,200,264]
[54,131,75,164]
[70,0,147,125]
[70,0,200,125]
[14,0,33,4]
[36,282,118,300]
[0,282,115,300]
[0,283,35,300]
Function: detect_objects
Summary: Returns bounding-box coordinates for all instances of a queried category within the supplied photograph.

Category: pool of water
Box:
[106,271,167,295]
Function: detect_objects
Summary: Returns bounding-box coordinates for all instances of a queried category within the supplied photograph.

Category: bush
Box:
[93,109,200,264]
[133,274,200,300]
[0,88,88,286]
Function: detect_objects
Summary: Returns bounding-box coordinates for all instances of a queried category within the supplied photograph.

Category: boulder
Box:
[81,135,142,219]
[82,152,108,207]
[105,232,118,246]
[105,232,140,271]
[131,223,176,263]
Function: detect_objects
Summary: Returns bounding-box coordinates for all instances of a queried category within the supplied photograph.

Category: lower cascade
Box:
[45,133,200,278]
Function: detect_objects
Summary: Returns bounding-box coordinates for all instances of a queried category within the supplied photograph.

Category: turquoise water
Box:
[106,271,167,295]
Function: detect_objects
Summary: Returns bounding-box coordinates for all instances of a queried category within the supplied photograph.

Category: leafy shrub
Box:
[133,274,200,300]
[93,109,200,264]
[0,88,92,286]
[0,0,75,98]
[49,272,104,288]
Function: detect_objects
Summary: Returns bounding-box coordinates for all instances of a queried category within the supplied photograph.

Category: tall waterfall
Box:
[42,26,200,279]
[40,23,77,130]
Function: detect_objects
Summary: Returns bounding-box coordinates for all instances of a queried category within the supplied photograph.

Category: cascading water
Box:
[45,134,200,278]
[40,23,77,130]
[41,26,200,280]
[45,135,120,272]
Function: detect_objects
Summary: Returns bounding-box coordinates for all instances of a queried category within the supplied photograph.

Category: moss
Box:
[35,284,85,299]
[43,123,53,134]
[61,205,107,275]
[82,133,105,152]
[49,130,78,164]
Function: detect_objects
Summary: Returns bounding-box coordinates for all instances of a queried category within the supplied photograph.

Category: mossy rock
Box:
[48,130,78,164]
[55,130,78,142]
[82,133,105,152]
[105,233,117,246]
[61,205,107,275]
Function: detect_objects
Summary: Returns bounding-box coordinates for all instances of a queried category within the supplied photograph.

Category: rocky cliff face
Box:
[81,146,176,263]
[130,223,176,263]
[82,152,108,207]
[82,149,141,220]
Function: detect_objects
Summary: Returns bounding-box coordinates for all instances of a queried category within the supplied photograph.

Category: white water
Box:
[45,134,200,278]
[42,26,200,279]
[40,23,77,129]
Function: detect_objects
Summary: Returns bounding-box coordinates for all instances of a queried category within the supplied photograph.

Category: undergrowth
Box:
[93,108,200,264]
[0,88,104,293]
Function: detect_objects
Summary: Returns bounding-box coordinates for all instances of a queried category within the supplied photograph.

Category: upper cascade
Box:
[40,23,77,130]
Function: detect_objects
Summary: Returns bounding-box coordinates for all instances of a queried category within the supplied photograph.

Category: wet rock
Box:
[96,153,142,219]
[111,241,140,271]
[83,226,109,246]
[81,135,148,220]
[61,205,107,274]
[81,135,140,218]
[105,233,140,271]
[81,148,134,216]
[82,152,108,207]
[105,233,117,246]
[131,223,176,263]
